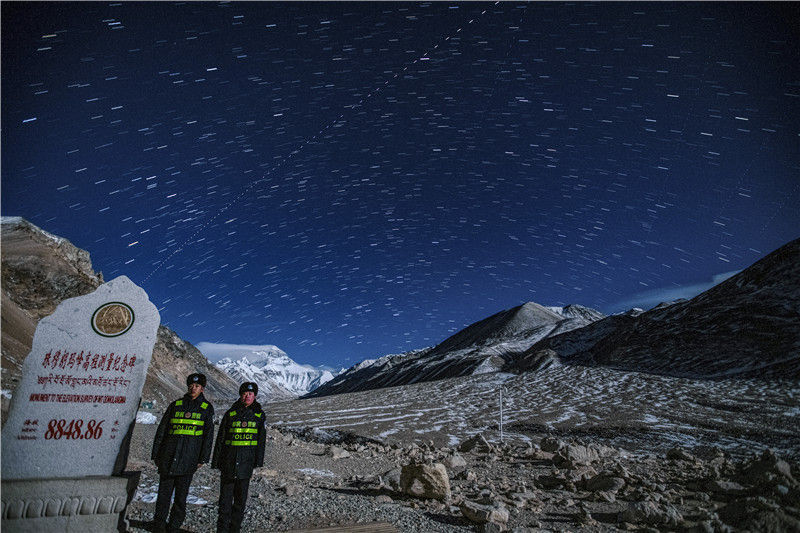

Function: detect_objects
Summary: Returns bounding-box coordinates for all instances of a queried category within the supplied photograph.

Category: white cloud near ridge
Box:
[196,342,285,362]
[611,270,740,312]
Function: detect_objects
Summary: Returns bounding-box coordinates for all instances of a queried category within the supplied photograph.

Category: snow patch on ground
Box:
[137,490,158,504]
[297,468,336,478]
[186,493,208,505]
[136,411,158,424]
[136,486,208,505]
[307,427,344,443]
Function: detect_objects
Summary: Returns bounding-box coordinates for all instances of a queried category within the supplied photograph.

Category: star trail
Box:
[2,2,799,367]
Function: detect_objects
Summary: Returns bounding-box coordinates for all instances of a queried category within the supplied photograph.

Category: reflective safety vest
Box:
[169,399,209,437]
[223,410,262,446]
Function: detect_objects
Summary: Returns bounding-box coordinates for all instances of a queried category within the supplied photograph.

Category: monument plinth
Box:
[1,276,159,532]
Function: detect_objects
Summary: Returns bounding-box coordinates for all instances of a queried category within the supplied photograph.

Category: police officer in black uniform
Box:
[212,382,266,533]
[151,373,215,533]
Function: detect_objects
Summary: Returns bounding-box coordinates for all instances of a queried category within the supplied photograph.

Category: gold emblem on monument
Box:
[91,302,135,337]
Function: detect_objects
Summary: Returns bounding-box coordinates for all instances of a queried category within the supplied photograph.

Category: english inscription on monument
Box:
[1,275,160,480]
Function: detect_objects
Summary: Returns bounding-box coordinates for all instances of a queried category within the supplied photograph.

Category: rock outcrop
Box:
[0,217,239,422]
[400,463,451,501]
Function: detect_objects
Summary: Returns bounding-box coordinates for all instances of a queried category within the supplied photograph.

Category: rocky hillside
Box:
[509,237,800,379]
[308,302,605,398]
[146,326,241,408]
[0,217,239,420]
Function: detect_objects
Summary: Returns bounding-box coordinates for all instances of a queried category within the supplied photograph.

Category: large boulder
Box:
[400,463,451,501]
[553,443,600,467]
[705,479,747,497]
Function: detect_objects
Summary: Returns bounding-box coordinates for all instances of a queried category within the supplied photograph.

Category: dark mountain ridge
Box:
[312,237,800,398]
[307,302,605,397]
[509,237,800,379]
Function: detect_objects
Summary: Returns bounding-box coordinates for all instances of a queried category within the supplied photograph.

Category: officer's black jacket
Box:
[211,399,266,480]
[151,392,215,476]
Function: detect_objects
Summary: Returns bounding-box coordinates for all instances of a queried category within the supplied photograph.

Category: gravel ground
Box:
[124,423,475,532]
[123,412,800,533]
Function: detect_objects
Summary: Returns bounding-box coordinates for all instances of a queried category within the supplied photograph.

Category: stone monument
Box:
[2,275,159,532]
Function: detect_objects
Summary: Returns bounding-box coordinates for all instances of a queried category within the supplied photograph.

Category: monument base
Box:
[1,472,140,533]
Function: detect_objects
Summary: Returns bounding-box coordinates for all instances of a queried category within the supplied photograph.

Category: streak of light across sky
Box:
[2,2,799,367]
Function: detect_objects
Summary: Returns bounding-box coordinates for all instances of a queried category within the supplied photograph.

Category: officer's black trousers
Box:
[154,473,193,530]
[217,476,251,533]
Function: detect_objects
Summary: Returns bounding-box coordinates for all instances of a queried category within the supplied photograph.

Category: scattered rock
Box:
[280,483,302,497]
[667,446,696,462]
[739,449,797,487]
[118,389,800,533]
[254,468,278,479]
[460,499,510,527]
[507,490,538,505]
[594,491,617,503]
[577,503,598,526]
[536,472,571,491]
[539,437,565,453]
[444,452,468,470]
[705,479,747,497]
[478,522,507,533]
[518,443,538,457]
[459,434,493,454]
[327,446,351,460]
[455,469,477,482]
[619,501,683,527]
[379,468,402,492]
[586,472,626,493]
[718,496,800,532]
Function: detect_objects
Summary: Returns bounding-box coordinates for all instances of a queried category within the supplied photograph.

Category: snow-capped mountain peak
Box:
[200,342,336,400]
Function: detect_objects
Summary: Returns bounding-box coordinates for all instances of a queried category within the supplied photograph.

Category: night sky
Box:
[3,2,799,368]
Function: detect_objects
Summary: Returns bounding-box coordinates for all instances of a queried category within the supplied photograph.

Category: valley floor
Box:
[124,367,800,532]
[269,365,800,460]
